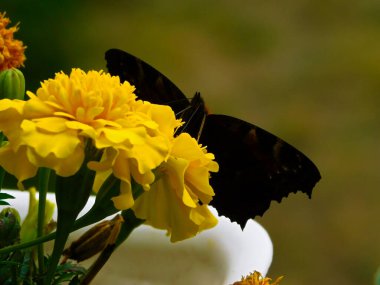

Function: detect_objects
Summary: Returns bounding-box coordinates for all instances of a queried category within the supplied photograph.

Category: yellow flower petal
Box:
[0,99,24,140]
[111,181,134,210]
[135,102,181,138]
[133,132,219,242]
[0,144,37,187]
[20,120,82,159]
[165,157,197,207]
[27,144,84,177]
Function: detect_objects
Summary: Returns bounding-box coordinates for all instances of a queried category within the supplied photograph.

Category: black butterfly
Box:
[105,48,321,228]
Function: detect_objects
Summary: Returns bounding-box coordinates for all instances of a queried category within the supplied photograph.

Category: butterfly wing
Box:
[105,49,321,228]
[105,48,190,115]
[105,49,206,136]
[200,114,321,227]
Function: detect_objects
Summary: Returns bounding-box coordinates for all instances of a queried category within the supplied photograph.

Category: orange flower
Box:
[232,271,283,285]
[0,12,26,71]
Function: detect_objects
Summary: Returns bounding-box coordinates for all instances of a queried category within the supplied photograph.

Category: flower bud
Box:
[0,207,21,248]
[0,68,25,100]
[62,214,124,263]
[20,187,56,243]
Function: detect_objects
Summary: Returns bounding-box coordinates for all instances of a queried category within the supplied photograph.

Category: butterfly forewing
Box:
[105,49,189,115]
[105,49,206,137]
[105,48,321,228]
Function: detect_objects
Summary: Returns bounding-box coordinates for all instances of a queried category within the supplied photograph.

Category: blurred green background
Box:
[3,0,380,284]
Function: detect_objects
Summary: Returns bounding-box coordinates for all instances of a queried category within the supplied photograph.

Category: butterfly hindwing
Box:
[200,114,321,227]
[105,49,321,228]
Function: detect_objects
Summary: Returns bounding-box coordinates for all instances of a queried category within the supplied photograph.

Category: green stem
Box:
[46,210,77,284]
[0,177,144,257]
[79,243,116,285]
[37,168,51,284]
[0,133,5,190]
[0,194,119,256]
[0,167,5,192]
[0,177,145,258]
[44,166,94,284]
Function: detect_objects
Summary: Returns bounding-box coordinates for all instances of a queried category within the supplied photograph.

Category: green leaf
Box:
[0,193,15,200]
[0,192,14,206]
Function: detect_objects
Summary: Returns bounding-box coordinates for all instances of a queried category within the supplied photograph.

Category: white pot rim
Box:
[1,189,273,284]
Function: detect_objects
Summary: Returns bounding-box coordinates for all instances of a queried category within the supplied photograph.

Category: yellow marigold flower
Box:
[0,69,179,194]
[89,100,181,209]
[232,271,283,285]
[0,12,26,71]
[133,132,219,242]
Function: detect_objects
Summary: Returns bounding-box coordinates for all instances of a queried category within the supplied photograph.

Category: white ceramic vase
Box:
[1,189,273,285]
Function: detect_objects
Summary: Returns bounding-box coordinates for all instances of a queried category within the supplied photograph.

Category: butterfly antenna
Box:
[174,102,202,135]
[196,112,207,142]
[174,105,198,136]
[174,93,207,141]
[175,104,193,117]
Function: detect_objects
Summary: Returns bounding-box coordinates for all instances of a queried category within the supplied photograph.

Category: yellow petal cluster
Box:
[0,12,26,71]
[0,67,220,241]
[133,133,219,242]
[232,271,283,285]
[0,69,178,196]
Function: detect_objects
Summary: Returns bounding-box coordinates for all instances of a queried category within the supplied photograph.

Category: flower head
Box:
[0,67,219,242]
[133,132,219,242]
[0,12,26,71]
[232,271,283,285]
[0,69,179,197]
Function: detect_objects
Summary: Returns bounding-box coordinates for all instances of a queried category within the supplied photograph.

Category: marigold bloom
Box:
[0,12,26,71]
[133,132,219,242]
[0,69,178,198]
[232,271,283,285]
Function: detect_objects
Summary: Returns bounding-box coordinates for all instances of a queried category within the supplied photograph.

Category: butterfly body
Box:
[105,48,321,228]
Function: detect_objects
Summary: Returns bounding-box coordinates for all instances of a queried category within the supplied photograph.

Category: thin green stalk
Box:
[0,166,5,192]
[44,166,94,284]
[0,176,142,257]
[79,242,117,285]
[37,168,51,284]
[0,133,5,190]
